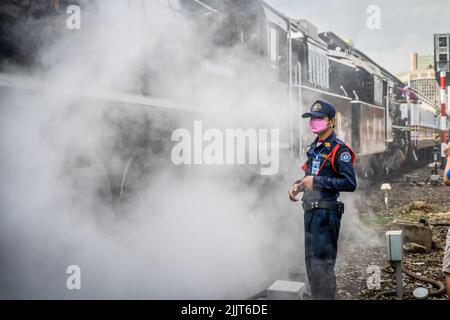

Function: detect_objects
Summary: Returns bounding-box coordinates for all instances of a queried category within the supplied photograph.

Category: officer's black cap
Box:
[302,99,336,118]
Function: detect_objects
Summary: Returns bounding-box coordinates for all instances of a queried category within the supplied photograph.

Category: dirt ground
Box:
[335,162,450,300]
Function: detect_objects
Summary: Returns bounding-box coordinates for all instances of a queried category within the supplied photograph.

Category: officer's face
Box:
[310,116,335,133]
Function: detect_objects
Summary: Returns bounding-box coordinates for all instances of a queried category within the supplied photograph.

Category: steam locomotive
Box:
[0,0,443,198]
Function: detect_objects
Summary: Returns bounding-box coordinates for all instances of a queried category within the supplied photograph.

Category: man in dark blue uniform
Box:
[288,99,357,300]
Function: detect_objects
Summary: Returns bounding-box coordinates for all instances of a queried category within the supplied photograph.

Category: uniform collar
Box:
[312,131,336,150]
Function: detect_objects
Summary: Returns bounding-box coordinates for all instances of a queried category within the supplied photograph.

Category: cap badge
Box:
[312,103,322,111]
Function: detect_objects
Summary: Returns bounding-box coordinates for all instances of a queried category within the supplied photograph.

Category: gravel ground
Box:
[334,163,450,300]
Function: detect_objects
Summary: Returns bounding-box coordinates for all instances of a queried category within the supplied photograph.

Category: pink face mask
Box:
[309,118,329,134]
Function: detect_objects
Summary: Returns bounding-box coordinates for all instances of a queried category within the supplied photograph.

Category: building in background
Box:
[412,53,434,71]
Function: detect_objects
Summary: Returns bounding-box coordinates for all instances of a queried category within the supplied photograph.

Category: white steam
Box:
[0,0,302,299]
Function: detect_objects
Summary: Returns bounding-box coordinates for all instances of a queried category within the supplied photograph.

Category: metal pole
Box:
[385,85,391,144]
[288,23,293,155]
[384,190,389,212]
[395,261,403,299]
[440,70,447,158]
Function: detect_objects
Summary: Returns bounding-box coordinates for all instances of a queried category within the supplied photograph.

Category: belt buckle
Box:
[304,201,319,211]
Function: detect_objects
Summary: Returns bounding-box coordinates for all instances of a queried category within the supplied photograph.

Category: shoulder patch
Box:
[340,151,351,162]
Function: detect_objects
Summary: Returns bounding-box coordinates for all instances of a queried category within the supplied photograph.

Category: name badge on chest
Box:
[311,155,321,176]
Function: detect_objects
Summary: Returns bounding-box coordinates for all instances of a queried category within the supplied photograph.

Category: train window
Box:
[374,75,383,105]
[270,27,278,66]
[307,42,329,89]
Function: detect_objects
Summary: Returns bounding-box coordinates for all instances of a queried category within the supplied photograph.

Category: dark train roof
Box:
[319,31,404,87]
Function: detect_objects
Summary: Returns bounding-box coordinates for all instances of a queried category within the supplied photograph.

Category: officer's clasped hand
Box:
[299,175,314,190]
[289,176,314,202]
[288,183,301,202]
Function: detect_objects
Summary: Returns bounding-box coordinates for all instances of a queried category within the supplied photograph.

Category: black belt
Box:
[302,200,344,214]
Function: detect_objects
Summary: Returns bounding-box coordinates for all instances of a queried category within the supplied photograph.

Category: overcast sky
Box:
[267,0,450,75]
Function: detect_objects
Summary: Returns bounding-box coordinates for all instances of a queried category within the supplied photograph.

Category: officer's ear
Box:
[329,117,336,128]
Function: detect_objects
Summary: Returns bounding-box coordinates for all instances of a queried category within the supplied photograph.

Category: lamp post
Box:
[380,183,391,212]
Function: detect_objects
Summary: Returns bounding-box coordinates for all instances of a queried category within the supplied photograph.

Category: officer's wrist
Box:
[312,176,318,187]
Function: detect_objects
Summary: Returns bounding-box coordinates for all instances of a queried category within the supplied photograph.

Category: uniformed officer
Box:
[288,99,357,300]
